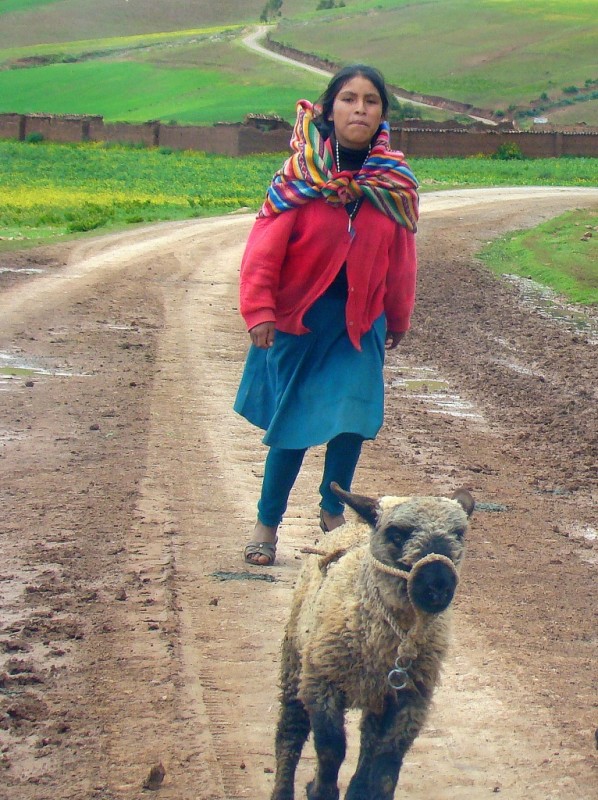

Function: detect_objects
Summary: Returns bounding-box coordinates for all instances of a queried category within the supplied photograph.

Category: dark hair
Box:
[314,64,390,138]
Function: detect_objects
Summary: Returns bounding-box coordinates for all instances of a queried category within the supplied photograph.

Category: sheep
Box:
[271,481,475,800]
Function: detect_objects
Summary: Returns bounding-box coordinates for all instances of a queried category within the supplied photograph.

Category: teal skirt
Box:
[234,290,386,450]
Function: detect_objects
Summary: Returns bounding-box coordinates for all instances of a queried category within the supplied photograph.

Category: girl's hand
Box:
[385,330,406,350]
[250,322,276,349]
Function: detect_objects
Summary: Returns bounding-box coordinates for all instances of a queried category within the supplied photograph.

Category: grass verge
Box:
[478,209,598,305]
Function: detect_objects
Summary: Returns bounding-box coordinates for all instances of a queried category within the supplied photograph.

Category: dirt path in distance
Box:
[0,189,597,800]
[241,26,497,124]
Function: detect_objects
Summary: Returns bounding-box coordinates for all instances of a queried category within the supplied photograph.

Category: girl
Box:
[235,64,419,565]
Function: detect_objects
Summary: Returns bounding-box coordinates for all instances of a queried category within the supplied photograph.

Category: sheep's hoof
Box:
[306,780,339,800]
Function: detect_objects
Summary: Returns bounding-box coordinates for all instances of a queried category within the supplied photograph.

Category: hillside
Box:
[0,0,596,128]
[270,0,598,127]
[0,0,278,44]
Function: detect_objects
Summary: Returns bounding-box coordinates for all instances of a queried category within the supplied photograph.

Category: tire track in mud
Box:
[133,214,282,798]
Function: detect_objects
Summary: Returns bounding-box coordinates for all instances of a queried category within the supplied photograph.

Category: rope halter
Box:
[299,545,460,693]
[369,552,459,692]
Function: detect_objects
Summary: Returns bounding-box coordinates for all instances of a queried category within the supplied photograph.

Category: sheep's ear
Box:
[330,482,379,525]
[451,488,475,517]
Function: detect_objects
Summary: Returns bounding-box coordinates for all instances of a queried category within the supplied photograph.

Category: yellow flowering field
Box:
[0,140,283,238]
[1,140,596,242]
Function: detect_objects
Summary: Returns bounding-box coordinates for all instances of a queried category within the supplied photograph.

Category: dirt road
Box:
[1,188,597,799]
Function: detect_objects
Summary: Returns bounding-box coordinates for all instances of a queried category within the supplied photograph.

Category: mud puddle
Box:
[0,267,45,275]
[387,364,486,422]
[0,352,82,384]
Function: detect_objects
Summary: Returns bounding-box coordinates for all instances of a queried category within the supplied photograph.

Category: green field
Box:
[0,48,325,124]
[1,139,596,305]
[0,24,327,124]
[0,0,596,126]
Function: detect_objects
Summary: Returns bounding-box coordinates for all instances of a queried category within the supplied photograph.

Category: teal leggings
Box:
[257,433,364,527]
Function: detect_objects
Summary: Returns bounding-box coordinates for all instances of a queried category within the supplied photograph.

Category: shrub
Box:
[261,0,282,20]
[25,132,44,144]
[67,217,107,232]
[492,143,525,161]
[388,96,422,122]
[66,204,109,232]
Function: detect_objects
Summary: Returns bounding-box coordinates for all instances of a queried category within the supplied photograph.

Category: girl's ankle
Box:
[253,520,278,541]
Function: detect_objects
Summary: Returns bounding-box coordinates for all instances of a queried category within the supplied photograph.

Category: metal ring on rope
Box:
[369,552,460,692]
[388,658,413,690]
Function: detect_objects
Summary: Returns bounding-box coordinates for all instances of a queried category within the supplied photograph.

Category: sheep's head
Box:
[330,483,474,614]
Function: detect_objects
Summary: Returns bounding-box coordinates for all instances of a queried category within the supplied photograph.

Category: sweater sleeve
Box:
[384,225,417,333]
[239,210,298,331]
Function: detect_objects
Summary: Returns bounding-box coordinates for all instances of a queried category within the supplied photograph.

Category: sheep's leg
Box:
[272,697,311,800]
[346,693,426,800]
[306,701,346,800]
[271,640,311,800]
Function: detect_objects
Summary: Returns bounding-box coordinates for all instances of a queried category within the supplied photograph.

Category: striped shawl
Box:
[259,99,419,232]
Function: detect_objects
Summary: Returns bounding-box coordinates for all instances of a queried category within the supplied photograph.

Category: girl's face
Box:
[328,75,384,150]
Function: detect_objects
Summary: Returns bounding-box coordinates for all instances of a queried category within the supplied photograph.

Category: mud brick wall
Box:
[99,121,160,147]
[0,113,596,157]
[22,114,97,143]
[391,128,598,158]
[559,133,597,157]
[0,113,24,140]
[238,125,291,155]
[159,123,241,155]
[157,122,290,156]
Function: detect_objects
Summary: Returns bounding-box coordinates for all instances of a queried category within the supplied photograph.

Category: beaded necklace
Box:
[335,139,370,237]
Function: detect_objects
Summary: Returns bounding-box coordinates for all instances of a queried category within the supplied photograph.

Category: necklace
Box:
[335,139,369,237]
[335,139,371,172]
[346,201,360,237]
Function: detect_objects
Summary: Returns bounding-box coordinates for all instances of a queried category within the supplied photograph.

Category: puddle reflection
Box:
[388,366,485,421]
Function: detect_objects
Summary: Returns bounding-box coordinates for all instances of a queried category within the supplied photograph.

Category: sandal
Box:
[244,539,278,566]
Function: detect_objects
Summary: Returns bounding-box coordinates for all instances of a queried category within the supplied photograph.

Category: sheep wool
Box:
[271,484,474,800]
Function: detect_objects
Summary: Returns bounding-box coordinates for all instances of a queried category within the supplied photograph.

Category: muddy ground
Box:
[0,188,597,800]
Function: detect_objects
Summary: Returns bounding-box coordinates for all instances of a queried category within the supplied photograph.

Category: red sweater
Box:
[239,197,417,350]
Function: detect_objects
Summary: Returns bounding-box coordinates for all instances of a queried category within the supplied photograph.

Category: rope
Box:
[368,552,459,691]
[369,554,411,579]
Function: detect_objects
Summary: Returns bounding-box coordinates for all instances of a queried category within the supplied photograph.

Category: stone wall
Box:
[0,112,596,158]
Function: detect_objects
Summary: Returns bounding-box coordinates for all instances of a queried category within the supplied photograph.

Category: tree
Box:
[261,0,283,22]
